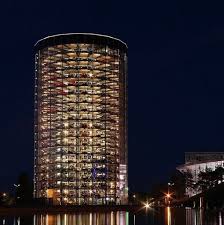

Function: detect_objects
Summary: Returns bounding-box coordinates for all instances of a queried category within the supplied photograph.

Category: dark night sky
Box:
[1,0,224,192]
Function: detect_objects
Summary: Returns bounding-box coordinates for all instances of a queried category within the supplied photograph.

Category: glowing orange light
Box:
[166,193,171,198]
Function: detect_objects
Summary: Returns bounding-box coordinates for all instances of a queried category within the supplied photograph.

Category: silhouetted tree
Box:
[0,192,14,205]
[149,182,168,199]
[196,168,214,191]
[213,166,224,185]
[195,166,224,192]
[15,172,33,204]
[169,170,186,198]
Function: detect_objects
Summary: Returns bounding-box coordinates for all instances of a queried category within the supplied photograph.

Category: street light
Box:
[144,201,151,209]
[14,184,20,188]
[13,184,21,201]
[166,193,171,198]
[145,203,150,208]
[167,182,174,194]
[165,193,171,206]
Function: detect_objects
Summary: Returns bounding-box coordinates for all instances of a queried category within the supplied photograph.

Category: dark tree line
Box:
[196,166,224,191]
[183,166,224,194]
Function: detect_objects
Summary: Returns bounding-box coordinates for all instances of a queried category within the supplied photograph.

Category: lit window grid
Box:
[34,43,127,205]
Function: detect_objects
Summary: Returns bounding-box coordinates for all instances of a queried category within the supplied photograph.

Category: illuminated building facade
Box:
[34,33,128,205]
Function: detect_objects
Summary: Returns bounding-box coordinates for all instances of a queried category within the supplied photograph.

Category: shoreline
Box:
[0,205,141,215]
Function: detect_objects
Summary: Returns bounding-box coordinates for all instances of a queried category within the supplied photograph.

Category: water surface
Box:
[0,208,223,225]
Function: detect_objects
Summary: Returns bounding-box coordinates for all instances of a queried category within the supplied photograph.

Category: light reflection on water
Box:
[165,207,171,225]
[0,211,128,225]
[33,211,128,225]
[185,209,224,225]
[0,208,224,225]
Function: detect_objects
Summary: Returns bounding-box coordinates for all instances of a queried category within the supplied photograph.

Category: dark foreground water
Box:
[0,208,223,225]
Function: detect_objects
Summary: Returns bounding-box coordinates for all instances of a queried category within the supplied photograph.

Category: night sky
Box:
[1,0,224,193]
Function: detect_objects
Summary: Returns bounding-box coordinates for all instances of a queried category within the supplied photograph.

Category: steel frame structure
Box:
[34,34,128,205]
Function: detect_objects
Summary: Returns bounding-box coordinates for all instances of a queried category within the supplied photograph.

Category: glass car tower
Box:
[34,33,128,205]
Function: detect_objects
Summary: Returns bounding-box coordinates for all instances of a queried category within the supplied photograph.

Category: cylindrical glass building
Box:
[34,33,128,205]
